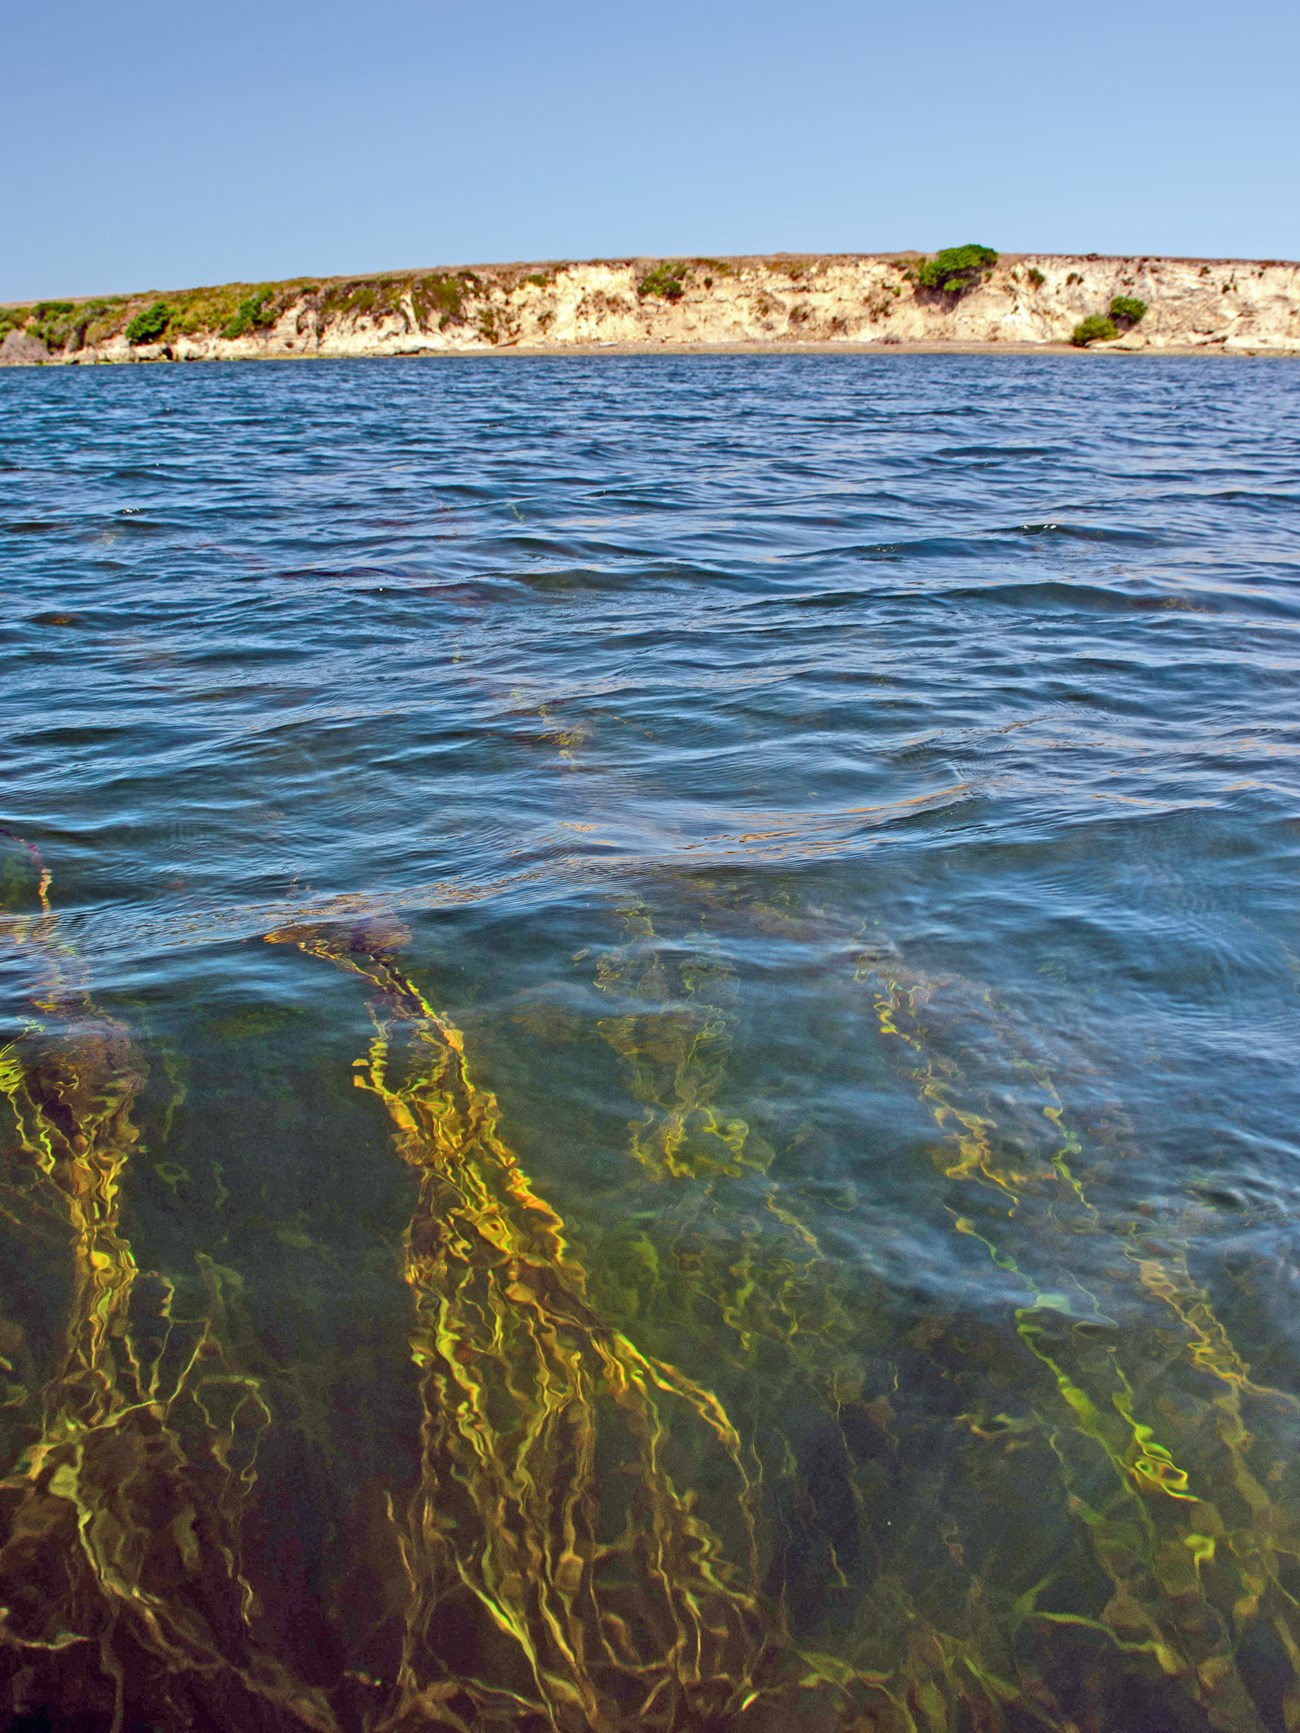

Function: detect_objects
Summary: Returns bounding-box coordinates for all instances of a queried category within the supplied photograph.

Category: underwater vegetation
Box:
[0,840,327,1732]
[853,944,1300,1730]
[261,919,786,1732]
[2,845,1299,1731]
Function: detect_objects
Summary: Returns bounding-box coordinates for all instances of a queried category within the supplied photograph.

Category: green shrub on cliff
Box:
[637,262,686,301]
[1070,294,1148,346]
[161,285,242,338]
[221,288,278,339]
[334,283,379,316]
[23,302,77,349]
[1109,294,1147,328]
[75,301,121,340]
[916,244,998,295]
[1070,314,1118,346]
[46,299,127,349]
[126,301,172,345]
[412,273,472,329]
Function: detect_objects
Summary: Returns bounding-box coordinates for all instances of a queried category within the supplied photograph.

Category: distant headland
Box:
[3,247,1297,363]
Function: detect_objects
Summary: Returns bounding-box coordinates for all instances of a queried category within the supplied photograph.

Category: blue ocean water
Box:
[1,354,1299,1731]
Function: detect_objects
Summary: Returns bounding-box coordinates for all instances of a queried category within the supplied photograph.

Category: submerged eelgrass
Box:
[7,833,1300,1733]
[266,920,857,1732]
[859,949,1300,1731]
[0,856,860,1731]
[588,900,1065,1732]
[0,841,334,1732]
[588,892,1300,1729]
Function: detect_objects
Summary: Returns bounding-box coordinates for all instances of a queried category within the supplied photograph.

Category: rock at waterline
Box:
[0,330,48,366]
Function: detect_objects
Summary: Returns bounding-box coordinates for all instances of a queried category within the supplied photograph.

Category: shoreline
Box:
[16,341,1296,365]
[3,251,1298,364]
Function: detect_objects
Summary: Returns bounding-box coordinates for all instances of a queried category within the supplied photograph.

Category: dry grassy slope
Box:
[4,254,1299,361]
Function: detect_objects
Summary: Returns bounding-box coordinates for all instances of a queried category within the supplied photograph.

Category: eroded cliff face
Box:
[3,253,1298,363]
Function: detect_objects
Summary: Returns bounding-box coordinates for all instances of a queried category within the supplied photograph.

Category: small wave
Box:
[933,578,1198,613]
[1009,521,1167,545]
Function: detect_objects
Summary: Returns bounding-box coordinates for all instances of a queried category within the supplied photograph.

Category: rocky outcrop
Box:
[0,329,51,366]
[3,253,1298,363]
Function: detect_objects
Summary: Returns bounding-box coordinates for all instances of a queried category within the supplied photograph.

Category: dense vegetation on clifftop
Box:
[0,268,520,358]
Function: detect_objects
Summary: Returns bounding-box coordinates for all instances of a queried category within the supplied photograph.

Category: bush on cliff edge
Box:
[637,263,686,302]
[221,288,278,340]
[126,301,172,345]
[915,244,998,296]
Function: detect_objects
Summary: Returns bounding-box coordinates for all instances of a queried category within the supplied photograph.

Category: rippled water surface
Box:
[2,355,1299,1732]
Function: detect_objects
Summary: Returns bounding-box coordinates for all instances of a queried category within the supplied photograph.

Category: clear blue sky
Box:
[4,0,1296,301]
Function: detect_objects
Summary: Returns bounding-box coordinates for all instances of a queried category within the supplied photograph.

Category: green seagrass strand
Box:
[0,843,334,1733]
[859,954,1294,1731]
[269,921,825,1733]
[590,899,1062,1733]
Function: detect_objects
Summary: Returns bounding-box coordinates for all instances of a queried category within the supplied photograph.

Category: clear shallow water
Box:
[1,354,1299,1732]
